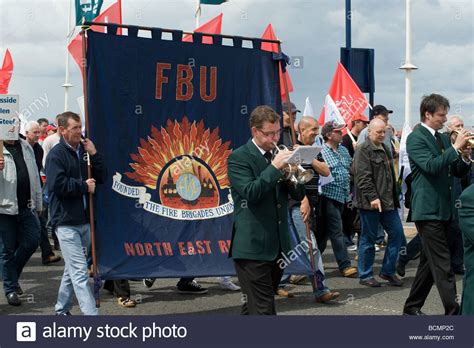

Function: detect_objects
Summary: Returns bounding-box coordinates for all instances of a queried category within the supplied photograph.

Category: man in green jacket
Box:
[459,183,474,315]
[227,105,305,315]
[403,94,472,315]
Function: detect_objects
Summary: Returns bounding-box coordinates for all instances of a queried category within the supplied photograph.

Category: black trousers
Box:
[104,280,131,298]
[234,257,284,315]
[404,220,460,315]
[447,220,464,272]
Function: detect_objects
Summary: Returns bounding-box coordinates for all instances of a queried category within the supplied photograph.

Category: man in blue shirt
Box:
[319,121,358,278]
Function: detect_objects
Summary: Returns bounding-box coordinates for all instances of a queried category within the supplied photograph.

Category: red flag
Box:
[261,24,294,101]
[0,49,13,94]
[318,62,368,125]
[183,13,223,44]
[68,0,122,73]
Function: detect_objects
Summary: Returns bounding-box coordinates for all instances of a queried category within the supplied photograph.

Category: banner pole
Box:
[277,43,297,146]
[278,41,318,291]
[83,21,281,45]
[81,23,100,308]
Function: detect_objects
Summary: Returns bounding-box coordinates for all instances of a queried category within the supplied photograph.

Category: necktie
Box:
[264,151,273,164]
[435,132,445,151]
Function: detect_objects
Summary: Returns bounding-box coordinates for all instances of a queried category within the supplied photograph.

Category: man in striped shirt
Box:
[319,121,358,278]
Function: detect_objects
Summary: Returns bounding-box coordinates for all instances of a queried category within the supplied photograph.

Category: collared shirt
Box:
[251,138,267,156]
[421,122,436,137]
[422,122,471,164]
[321,143,352,203]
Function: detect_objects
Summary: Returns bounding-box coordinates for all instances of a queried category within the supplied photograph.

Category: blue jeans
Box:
[0,208,40,295]
[376,224,385,244]
[290,206,330,297]
[55,224,98,315]
[358,209,405,280]
[318,197,352,271]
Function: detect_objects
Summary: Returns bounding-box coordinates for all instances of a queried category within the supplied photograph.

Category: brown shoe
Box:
[340,266,358,278]
[42,255,61,265]
[276,288,294,298]
[289,275,309,285]
[117,297,137,308]
[379,273,403,287]
[315,291,340,303]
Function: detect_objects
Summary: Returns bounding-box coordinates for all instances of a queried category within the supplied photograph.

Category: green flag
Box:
[75,0,104,26]
[200,0,227,4]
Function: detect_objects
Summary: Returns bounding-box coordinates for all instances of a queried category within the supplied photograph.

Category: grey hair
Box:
[447,115,463,127]
[25,120,40,133]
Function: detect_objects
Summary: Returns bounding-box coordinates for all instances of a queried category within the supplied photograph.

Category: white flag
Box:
[77,96,86,134]
[398,121,412,180]
[303,97,314,117]
[324,94,346,127]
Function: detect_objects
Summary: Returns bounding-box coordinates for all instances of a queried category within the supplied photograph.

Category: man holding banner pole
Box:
[46,111,106,315]
[228,105,305,315]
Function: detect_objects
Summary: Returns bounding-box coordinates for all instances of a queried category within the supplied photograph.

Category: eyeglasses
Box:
[258,128,282,137]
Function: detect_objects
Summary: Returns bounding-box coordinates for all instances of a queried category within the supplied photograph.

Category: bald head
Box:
[298,116,320,145]
[368,119,386,145]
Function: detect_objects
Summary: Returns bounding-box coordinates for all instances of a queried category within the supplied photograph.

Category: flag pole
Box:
[80,22,100,308]
[277,41,318,291]
[400,0,417,128]
[195,0,201,28]
[62,0,74,112]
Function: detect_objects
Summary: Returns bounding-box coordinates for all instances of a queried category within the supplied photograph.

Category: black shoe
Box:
[359,278,381,287]
[15,285,23,296]
[143,278,155,288]
[396,263,406,277]
[6,292,21,306]
[177,280,208,294]
[379,273,403,287]
[55,311,72,315]
[403,308,426,316]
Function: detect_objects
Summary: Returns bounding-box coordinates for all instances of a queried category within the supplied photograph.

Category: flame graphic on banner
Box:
[125,117,232,192]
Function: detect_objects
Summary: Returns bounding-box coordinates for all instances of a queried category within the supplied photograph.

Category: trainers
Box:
[218,278,240,291]
[347,244,358,251]
[177,280,208,294]
[143,278,155,288]
[340,266,358,278]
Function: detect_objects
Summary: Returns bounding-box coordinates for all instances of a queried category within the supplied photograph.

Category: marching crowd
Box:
[0,93,473,316]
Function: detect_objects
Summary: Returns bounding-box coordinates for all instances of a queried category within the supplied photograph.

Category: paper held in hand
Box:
[0,95,20,159]
[287,145,322,164]
[0,95,20,140]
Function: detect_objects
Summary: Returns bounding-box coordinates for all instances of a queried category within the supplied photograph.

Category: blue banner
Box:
[87,27,311,279]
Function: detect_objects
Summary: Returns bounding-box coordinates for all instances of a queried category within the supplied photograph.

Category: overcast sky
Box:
[1,0,473,129]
